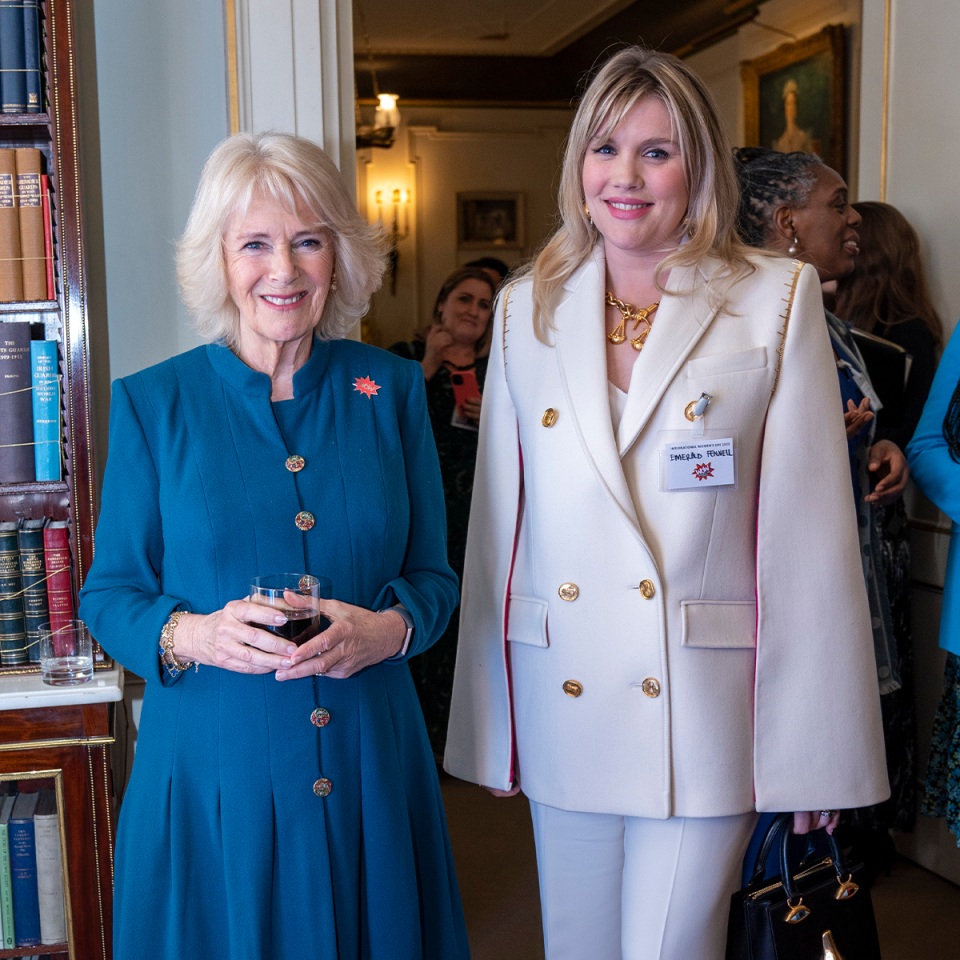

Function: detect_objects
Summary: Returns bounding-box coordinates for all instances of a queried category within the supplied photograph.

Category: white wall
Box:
[92,0,229,382]
[357,106,573,348]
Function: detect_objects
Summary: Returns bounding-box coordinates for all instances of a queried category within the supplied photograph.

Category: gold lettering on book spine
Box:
[772,260,804,397]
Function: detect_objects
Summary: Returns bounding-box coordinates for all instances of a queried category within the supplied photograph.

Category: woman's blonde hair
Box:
[177,132,386,348]
[528,46,755,341]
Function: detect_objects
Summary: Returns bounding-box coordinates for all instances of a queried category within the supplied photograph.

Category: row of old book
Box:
[0,782,67,951]
[0,148,55,302]
[0,519,72,669]
[0,1,43,115]
[0,321,61,483]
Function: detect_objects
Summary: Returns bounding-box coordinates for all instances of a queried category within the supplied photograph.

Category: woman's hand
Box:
[484,784,521,798]
[274,599,406,681]
[843,397,873,438]
[421,324,454,379]
[173,603,295,674]
[793,810,840,836]
[865,439,909,505]
[461,395,482,423]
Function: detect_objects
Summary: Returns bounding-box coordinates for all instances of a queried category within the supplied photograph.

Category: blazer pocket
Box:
[686,346,768,379]
[507,596,549,647]
[681,600,756,649]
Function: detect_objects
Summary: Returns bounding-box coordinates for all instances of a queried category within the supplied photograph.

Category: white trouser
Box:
[528,800,759,960]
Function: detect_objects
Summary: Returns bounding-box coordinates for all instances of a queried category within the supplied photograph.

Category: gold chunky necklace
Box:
[605,293,660,351]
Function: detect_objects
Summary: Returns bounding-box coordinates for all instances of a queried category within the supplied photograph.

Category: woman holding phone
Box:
[389,265,496,756]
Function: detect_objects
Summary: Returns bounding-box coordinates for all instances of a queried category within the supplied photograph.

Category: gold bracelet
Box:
[159,611,198,677]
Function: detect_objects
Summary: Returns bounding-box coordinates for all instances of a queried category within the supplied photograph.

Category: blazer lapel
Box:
[616,259,722,455]
[554,248,640,530]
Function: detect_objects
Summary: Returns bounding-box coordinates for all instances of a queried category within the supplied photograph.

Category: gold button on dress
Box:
[542,408,558,427]
[558,582,579,601]
[638,580,656,600]
[285,455,306,472]
[310,708,330,728]
[313,778,333,797]
[641,678,661,698]
[562,680,583,698]
[295,511,315,531]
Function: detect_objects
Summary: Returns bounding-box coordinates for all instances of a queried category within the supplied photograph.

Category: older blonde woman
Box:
[445,47,888,959]
[79,133,467,960]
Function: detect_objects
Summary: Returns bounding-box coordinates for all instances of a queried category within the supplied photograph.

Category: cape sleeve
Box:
[443,287,521,789]
[78,378,191,686]
[753,262,890,811]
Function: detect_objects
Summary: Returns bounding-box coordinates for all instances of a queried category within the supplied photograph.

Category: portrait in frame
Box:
[740,25,846,175]
[457,192,525,250]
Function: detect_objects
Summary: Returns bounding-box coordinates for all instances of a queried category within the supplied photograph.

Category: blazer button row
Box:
[558,580,656,601]
[286,455,314,531]
[562,678,661,698]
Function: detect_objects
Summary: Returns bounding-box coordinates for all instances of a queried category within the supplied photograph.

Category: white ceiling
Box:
[355,0,638,57]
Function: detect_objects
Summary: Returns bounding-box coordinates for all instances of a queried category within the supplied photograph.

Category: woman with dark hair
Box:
[736,148,914,860]
[835,201,942,449]
[390,265,496,756]
[907,331,960,843]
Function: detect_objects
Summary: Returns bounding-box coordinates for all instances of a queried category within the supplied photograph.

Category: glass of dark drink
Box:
[249,574,332,646]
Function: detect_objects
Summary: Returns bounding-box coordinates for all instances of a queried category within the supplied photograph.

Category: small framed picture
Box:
[457,192,525,250]
[740,24,846,174]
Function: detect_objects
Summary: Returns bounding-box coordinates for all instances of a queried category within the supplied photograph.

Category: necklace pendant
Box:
[608,330,627,345]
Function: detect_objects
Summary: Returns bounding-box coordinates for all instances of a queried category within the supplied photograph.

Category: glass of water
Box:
[38,620,94,685]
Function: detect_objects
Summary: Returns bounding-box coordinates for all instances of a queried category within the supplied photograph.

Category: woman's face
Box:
[437,279,493,345]
[789,166,861,282]
[223,190,335,353]
[581,96,689,261]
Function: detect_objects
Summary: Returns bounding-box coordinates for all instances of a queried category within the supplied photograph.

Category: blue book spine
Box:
[0,0,27,114]
[22,1,40,113]
[30,340,59,481]
[8,817,40,947]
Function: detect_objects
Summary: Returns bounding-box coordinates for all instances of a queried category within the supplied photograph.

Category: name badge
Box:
[662,437,736,490]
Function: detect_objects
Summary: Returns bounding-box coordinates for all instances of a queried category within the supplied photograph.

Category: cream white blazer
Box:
[444,247,890,819]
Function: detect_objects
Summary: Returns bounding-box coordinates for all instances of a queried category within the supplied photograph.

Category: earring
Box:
[583,202,592,224]
[330,268,338,292]
[788,235,799,256]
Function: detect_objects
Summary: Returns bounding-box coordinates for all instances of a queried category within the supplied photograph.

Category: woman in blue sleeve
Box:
[907,325,960,844]
[78,133,468,959]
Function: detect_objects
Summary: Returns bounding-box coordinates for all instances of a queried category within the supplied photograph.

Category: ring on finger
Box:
[820,810,837,820]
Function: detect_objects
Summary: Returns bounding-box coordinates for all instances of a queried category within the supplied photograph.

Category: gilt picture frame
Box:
[740,24,846,175]
[457,192,525,250]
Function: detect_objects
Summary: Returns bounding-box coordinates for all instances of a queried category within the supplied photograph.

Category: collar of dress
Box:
[206,335,332,399]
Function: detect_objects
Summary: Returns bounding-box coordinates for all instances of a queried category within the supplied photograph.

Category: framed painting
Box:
[740,25,846,175]
[457,192,525,250]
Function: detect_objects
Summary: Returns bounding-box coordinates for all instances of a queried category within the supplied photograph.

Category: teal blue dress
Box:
[78,338,469,959]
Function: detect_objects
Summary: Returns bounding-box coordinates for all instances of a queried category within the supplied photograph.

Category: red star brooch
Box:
[353,375,380,398]
[692,461,714,481]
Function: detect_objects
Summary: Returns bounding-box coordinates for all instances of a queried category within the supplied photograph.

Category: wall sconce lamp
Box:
[376,188,411,295]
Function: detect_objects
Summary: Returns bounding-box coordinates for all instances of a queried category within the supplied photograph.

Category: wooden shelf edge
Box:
[0,942,67,957]
[0,113,51,127]
[0,481,68,495]
[0,301,61,314]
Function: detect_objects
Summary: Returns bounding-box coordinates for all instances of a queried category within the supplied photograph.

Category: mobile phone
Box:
[451,370,481,411]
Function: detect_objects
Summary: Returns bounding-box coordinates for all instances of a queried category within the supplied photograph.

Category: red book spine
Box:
[42,523,73,631]
[40,175,53,300]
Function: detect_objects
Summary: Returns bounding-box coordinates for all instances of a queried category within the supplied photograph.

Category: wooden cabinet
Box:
[0,2,115,957]
[0,672,121,960]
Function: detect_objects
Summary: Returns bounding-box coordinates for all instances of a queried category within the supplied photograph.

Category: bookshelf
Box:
[0,2,118,959]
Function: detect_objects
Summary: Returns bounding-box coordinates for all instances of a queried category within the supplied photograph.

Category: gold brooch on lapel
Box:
[353,376,380,398]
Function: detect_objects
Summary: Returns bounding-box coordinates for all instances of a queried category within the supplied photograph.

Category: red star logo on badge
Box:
[353,376,380,398]
[693,461,714,481]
